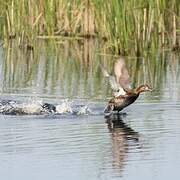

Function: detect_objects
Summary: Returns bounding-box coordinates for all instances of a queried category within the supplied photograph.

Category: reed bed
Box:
[0,0,179,55]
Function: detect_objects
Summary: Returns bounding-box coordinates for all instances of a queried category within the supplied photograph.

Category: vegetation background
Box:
[0,0,179,55]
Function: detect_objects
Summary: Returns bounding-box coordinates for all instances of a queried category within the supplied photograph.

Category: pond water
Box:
[0,39,180,180]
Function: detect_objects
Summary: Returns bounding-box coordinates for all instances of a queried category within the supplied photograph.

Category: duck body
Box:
[104,92,139,113]
[104,84,152,114]
[113,93,139,111]
[101,57,152,115]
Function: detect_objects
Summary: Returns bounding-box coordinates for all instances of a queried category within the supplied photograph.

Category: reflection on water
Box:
[105,114,139,173]
[1,39,179,101]
[0,39,180,180]
[0,39,109,99]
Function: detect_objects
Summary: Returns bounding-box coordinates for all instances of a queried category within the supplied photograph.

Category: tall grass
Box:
[0,0,179,55]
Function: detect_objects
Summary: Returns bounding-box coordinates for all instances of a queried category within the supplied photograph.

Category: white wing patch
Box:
[113,88,126,97]
[100,57,130,97]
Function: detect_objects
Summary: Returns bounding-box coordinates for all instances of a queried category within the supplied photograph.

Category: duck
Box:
[101,57,152,115]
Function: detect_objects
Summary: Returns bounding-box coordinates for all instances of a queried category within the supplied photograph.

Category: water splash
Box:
[56,100,73,114]
[20,101,43,114]
[0,99,94,116]
[0,99,44,115]
[75,105,92,115]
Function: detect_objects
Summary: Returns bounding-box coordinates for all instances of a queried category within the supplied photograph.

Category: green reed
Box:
[0,0,179,55]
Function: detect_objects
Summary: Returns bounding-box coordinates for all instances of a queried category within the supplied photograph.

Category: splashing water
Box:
[20,101,43,114]
[75,105,92,115]
[56,100,73,114]
[0,99,44,115]
[0,99,94,116]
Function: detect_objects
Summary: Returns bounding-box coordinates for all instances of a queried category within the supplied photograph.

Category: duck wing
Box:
[100,63,126,96]
[114,57,130,90]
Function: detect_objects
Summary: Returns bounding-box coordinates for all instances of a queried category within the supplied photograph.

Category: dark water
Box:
[0,40,180,180]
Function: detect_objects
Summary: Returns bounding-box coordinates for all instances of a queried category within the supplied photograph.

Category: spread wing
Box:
[100,61,126,96]
[114,57,130,90]
[100,64,120,91]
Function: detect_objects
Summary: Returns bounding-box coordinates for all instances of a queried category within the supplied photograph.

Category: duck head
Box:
[136,84,153,94]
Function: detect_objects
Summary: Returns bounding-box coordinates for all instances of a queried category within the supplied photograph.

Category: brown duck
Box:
[101,57,152,114]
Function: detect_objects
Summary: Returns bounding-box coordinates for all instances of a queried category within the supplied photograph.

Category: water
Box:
[0,40,180,180]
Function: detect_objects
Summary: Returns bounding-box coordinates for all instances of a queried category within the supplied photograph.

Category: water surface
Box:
[0,40,180,180]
